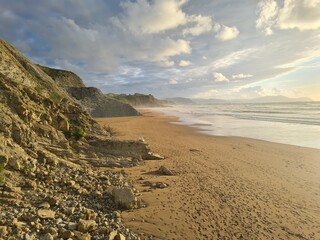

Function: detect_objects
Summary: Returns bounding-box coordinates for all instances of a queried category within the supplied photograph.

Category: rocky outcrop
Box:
[107,93,170,107]
[39,65,141,117]
[38,65,85,88]
[67,87,141,117]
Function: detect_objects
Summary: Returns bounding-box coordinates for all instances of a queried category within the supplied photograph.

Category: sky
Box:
[0,0,320,100]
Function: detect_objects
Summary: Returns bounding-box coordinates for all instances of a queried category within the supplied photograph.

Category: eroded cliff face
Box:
[38,65,86,88]
[0,38,158,239]
[0,38,154,183]
[67,87,141,117]
[38,65,141,117]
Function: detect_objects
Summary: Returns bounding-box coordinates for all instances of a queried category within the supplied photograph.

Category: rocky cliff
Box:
[39,65,141,117]
[107,93,170,107]
[0,39,159,239]
[67,87,141,117]
[38,65,85,88]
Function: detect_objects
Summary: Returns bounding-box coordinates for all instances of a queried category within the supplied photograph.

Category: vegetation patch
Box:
[35,83,45,95]
[49,92,62,104]
[103,124,118,137]
[73,127,86,140]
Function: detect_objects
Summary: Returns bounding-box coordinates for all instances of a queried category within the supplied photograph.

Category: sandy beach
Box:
[96,110,320,240]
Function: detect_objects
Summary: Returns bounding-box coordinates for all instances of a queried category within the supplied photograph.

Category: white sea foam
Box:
[155,102,320,149]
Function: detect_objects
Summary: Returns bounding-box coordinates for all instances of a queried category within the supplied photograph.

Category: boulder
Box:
[112,187,136,209]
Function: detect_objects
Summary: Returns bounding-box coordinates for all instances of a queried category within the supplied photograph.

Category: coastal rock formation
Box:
[39,65,141,117]
[67,87,141,117]
[38,65,85,88]
[0,38,153,239]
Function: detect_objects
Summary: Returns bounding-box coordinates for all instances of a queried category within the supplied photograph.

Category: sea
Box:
[155,101,320,149]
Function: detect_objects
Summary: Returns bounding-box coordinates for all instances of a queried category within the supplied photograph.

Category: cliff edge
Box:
[39,65,141,117]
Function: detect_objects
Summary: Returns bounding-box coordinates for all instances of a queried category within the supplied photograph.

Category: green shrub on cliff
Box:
[65,127,86,141]
[73,127,86,140]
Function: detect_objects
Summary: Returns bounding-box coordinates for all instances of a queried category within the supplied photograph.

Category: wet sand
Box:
[96,110,320,240]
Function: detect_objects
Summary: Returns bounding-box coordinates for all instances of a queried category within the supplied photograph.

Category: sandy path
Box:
[96,110,320,240]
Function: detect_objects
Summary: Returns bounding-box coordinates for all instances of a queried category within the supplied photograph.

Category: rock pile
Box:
[0,159,140,239]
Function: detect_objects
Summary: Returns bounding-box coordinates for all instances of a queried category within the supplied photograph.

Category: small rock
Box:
[156,182,168,189]
[37,209,56,219]
[60,229,74,239]
[77,233,91,240]
[45,196,58,206]
[109,231,117,240]
[145,152,165,160]
[116,233,126,240]
[86,209,97,220]
[0,155,8,166]
[189,148,201,152]
[98,227,109,235]
[77,219,97,233]
[143,181,153,187]
[39,202,50,209]
[8,157,21,170]
[109,231,126,240]
[0,226,8,236]
[39,233,54,240]
[66,207,75,215]
[24,179,37,190]
[158,165,174,176]
[67,222,77,231]
[112,187,136,209]
[44,227,58,236]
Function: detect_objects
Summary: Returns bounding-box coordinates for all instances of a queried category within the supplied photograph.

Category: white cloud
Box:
[256,0,278,35]
[169,78,178,84]
[40,16,191,72]
[232,73,253,79]
[159,60,175,67]
[115,0,215,37]
[212,48,257,69]
[215,24,239,41]
[183,15,213,36]
[257,0,320,35]
[278,0,320,30]
[118,66,142,77]
[179,60,191,67]
[213,72,229,82]
[115,0,187,34]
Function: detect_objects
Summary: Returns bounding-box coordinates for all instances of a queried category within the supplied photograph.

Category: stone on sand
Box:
[112,187,136,209]
[158,165,174,176]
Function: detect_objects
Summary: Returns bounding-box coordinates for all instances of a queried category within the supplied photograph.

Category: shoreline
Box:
[96,110,320,240]
[146,105,320,150]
